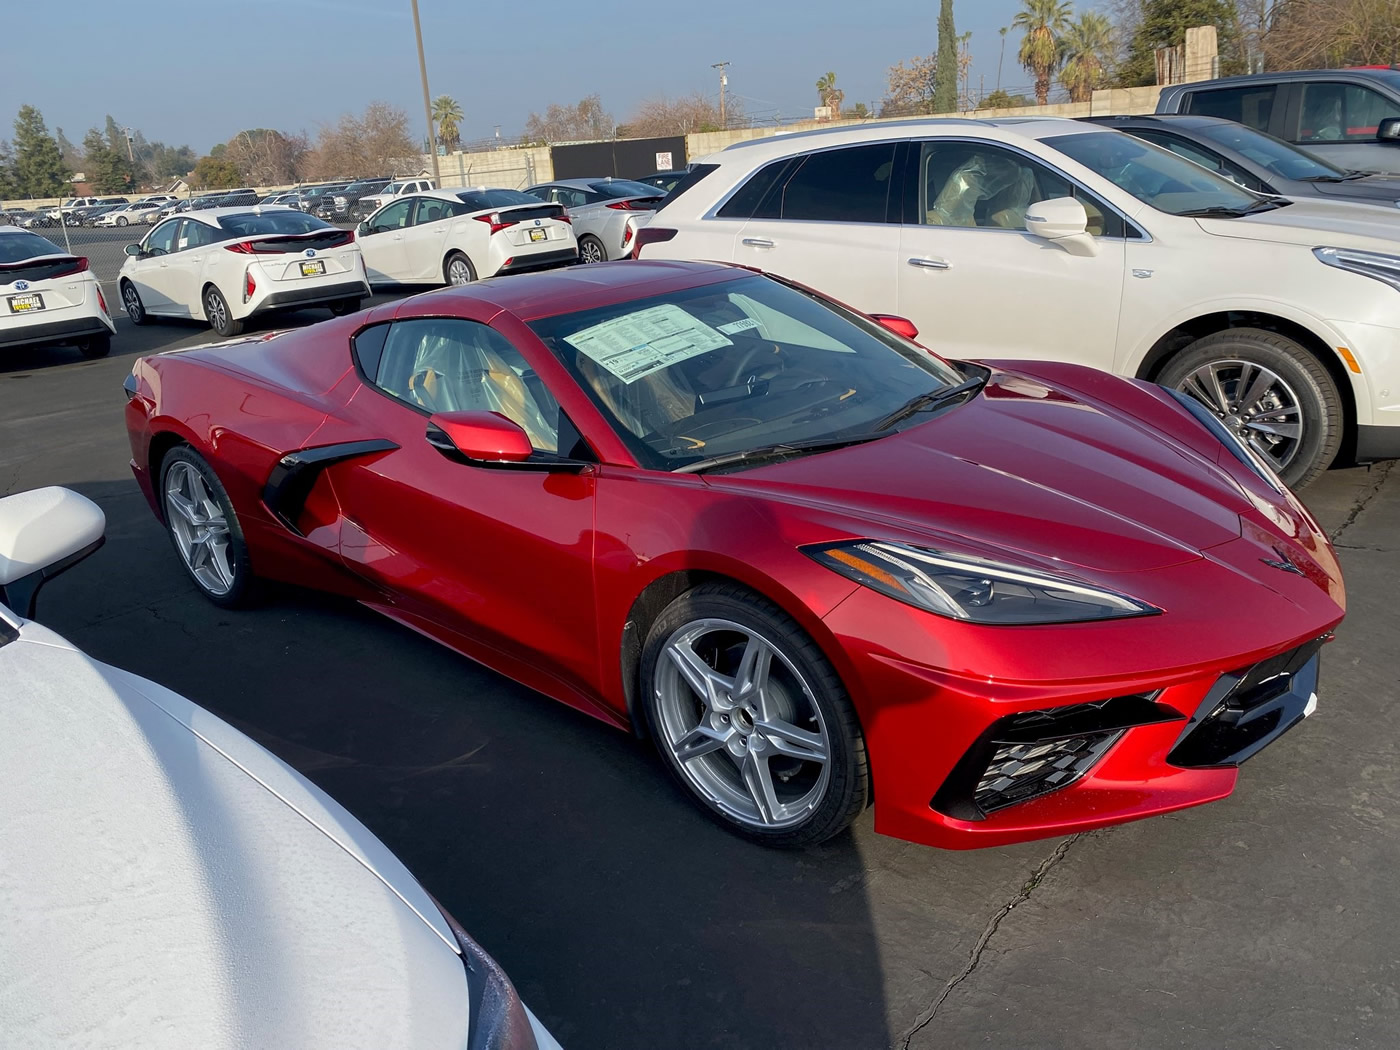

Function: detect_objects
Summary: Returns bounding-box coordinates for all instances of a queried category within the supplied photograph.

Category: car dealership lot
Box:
[2,305,1397,1048]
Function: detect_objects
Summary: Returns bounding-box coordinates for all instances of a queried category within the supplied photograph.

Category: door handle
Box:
[907,257,951,270]
[741,237,775,248]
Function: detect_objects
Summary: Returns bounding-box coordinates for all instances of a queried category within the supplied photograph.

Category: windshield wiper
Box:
[1179,197,1289,217]
[871,375,987,432]
[674,433,888,474]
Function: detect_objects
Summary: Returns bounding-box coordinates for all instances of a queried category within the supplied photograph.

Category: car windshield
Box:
[456,188,539,210]
[1048,131,1270,215]
[218,211,333,236]
[528,274,967,472]
[589,179,663,199]
[1195,122,1347,180]
[0,232,63,262]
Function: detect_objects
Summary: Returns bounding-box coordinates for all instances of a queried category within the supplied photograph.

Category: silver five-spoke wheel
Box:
[446,254,473,285]
[164,460,235,597]
[653,618,832,830]
[1176,357,1303,474]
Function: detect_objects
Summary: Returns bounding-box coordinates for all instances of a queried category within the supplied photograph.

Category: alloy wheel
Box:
[122,283,143,322]
[447,257,473,285]
[205,290,227,331]
[1175,358,1303,474]
[652,618,831,829]
[164,460,236,596]
[580,239,605,264]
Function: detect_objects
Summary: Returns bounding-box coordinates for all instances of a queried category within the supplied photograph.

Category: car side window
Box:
[179,219,221,250]
[411,197,449,226]
[1184,84,1278,131]
[369,318,562,453]
[915,141,1119,236]
[715,159,798,219]
[1297,82,1395,142]
[145,219,179,256]
[770,143,897,223]
[1131,130,1264,191]
[554,188,588,208]
[369,198,413,233]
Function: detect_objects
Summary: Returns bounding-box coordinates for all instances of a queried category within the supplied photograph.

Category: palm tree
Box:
[1059,12,1114,103]
[431,95,463,152]
[1013,0,1072,106]
[815,71,844,118]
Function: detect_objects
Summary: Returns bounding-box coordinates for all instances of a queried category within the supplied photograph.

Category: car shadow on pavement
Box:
[35,479,897,1050]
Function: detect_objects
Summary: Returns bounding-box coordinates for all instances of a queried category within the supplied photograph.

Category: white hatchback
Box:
[0,227,115,358]
[357,187,578,285]
[119,206,371,337]
[0,487,564,1050]
[641,117,1400,488]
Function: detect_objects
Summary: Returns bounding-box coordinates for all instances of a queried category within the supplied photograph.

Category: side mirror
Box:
[0,487,105,618]
[427,411,534,464]
[356,220,370,237]
[870,314,919,341]
[1024,196,1099,257]
[123,243,143,257]
[1378,117,1400,143]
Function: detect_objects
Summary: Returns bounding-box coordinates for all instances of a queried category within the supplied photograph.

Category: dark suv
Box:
[1156,66,1400,174]
[317,178,392,221]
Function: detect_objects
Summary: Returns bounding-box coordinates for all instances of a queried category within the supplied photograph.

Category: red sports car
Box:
[124,261,1345,850]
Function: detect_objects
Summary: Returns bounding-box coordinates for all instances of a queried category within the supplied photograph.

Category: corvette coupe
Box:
[124,261,1346,850]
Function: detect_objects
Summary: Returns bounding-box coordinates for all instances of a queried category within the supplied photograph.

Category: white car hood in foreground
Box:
[1196,196,1400,253]
[0,617,472,1049]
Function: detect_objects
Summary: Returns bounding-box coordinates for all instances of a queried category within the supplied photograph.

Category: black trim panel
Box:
[0,537,104,619]
[253,280,368,313]
[495,248,578,275]
[262,439,399,535]
[1355,424,1400,465]
[0,316,110,349]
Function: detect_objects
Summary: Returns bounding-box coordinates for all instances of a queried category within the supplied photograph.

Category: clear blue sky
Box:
[6,0,1069,153]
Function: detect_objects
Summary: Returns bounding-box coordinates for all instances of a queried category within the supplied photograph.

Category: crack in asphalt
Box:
[897,834,1081,1049]
[1329,460,1394,544]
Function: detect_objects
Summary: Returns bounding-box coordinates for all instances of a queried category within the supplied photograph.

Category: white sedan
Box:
[356,188,577,286]
[94,200,168,227]
[119,206,371,336]
[0,486,564,1050]
[0,227,115,358]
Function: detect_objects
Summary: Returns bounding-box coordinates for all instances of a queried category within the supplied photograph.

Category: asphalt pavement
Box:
[2,304,1397,1050]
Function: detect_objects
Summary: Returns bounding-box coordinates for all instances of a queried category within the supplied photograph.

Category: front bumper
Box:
[1355,423,1400,465]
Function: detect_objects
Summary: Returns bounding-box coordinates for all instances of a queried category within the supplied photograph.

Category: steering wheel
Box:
[721,342,784,387]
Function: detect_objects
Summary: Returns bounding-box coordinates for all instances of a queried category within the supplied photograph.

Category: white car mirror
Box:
[0,487,105,618]
[1025,197,1099,258]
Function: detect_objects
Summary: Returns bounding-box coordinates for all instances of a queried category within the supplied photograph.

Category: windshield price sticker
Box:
[564,304,732,383]
[717,317,761,335]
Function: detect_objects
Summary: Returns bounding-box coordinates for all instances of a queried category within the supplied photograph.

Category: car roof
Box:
[174,205,301,225]
[1080,113,1233,131]
[395,259,745,322]
[1161,67,1400,90]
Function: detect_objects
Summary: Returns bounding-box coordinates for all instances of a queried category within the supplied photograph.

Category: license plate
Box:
[529,228,546,242]
[299,260,326,277]
[8,293,44,313]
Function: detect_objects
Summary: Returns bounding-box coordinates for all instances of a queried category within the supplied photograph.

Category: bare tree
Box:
[624,93,735,136]
[523,94,615,144]
[881,54,938,117]
[305,102,417,179]
[1263,0,1400,69]
[225,129,309,185]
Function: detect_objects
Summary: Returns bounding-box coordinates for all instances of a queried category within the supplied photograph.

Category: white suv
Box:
[639,117,1400,488]
[350,178,436,221]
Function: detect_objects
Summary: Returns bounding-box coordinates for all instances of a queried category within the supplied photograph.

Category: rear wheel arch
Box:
[1135,311,1357,467]
[442,249,477,284]
[148,432,190,518]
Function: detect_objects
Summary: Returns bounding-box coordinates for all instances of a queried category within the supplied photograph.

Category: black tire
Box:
[639,582,869,848]
[158,445,256,608]
[1158,327,1342,490]
[329,297,361,316]
[117,216,128,227]
[443,251,476,286]
[203,284,243,337]
[78,333,111,359]
[577,235,606,264]
[120,280,149,326]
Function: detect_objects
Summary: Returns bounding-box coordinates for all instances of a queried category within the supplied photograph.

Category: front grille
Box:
[1168,638,1324,768]
[933,694,1182,821]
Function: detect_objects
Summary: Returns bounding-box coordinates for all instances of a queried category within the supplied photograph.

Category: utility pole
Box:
[410,0,440,183]
[123,127,134,163]
[712,61,730,128]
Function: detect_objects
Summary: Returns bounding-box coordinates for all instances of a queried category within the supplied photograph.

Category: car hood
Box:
[0,622,471,1049]
[1195,196,1400,251]
[1307,173,1400,203]
[708,366,1259,575]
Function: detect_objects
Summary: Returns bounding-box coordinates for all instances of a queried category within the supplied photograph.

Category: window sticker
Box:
[564,304,733,383]
[717,317,761,335]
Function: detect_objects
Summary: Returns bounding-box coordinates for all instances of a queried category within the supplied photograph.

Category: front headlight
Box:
[1313,245,1400,293]
[1165,387,1286,494]
[806,541,1159,624]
